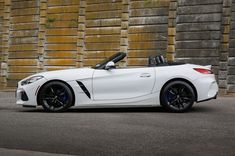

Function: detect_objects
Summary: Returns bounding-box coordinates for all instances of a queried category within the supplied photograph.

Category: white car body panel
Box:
[93,67,155,100]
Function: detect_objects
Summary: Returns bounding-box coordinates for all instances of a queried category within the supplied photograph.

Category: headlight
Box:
[21,76,44,86]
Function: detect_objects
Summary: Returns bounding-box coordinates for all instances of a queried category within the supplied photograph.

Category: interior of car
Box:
[92,52,184,70]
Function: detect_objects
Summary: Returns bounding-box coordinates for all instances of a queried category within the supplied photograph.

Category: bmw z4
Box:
[16,52,218,112]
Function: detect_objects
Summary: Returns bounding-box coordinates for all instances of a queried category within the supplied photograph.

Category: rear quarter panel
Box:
[152,64,202,94]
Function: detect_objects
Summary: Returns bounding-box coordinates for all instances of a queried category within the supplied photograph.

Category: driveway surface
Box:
[0,92,234,156]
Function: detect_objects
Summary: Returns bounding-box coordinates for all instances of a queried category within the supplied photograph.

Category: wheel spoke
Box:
[179,102,185,108]
[168,98,178,106]
[182,97,190,101]
[49,105,55,110]
[58,89,65,96]
[50,87,55,95]
[41,94,54,98]
[181,97,191,102]
[170,87,178,95]
[168,90,188,110]
[55,99,64,106]
[176,102,181,109]
[168,89,176,95]
[43,97,54,100]
[179,86,185,94]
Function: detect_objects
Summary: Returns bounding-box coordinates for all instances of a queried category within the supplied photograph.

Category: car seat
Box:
[148,56,156,67]
[155,55,166,65]
[148,55,166,66]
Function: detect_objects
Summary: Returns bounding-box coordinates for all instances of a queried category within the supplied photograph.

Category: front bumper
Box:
[16,88,29,104]
[16,78,47,106]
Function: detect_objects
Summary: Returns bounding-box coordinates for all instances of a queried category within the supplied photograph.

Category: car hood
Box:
[32,67,95,82]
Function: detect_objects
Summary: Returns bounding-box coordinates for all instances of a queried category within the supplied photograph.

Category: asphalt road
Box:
[0,92,235,156]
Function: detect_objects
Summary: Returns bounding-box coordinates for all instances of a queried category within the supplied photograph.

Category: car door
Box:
[92,67,155,100]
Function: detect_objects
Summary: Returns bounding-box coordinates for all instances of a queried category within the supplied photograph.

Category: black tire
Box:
[38,81,74,112]
[160,80,195,113]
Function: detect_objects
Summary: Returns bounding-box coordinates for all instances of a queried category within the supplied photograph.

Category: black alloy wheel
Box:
[160,81,195,112]
[38,81,74,112]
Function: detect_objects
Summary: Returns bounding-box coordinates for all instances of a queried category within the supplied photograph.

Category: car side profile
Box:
[16,52,218,112]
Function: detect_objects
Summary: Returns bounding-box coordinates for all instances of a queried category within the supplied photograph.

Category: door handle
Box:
[140,73,151,77]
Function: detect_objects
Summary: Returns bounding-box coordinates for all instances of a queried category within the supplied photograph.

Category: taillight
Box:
[193,68,213,74]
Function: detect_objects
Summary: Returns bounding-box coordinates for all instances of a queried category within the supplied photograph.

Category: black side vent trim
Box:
[76,81,91,99]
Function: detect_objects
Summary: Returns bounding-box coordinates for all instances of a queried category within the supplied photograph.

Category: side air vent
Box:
[76,81,91,99]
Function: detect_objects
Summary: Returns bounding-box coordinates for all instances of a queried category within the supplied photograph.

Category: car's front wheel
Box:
[160,80,196,113]
[38,81,74,112]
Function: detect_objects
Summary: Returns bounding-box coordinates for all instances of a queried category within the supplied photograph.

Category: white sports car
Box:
[16,52,218,112]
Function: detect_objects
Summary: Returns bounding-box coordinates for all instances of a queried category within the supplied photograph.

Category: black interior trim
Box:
[148,55,185,67]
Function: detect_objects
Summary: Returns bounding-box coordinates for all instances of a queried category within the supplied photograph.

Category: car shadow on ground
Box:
[17,105,214,113]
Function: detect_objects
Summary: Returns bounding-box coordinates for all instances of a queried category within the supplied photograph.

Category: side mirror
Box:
[105,61,115,70]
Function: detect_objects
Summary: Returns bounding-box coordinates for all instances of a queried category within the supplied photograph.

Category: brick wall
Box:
[0,0,234,94]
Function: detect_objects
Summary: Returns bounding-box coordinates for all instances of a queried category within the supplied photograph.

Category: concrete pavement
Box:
[0,92,235,156]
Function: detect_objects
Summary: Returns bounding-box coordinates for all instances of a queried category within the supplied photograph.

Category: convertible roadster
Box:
[16,52,218,112]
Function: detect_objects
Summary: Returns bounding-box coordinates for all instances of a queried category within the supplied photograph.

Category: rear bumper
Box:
[197,92,218,103]
[193,75,218,102]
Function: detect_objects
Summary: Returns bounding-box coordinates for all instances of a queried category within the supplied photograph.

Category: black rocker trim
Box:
[76,81,91,99]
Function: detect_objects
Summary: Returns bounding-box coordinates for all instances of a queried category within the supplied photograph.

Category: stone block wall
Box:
[7,0,39,87]
[175,0,222,72]
[0,0,3,85]
[0,0,234,94]
[228,0,235,93]
[44,0,79,70]
[84,0,122,66]
[127,0,169,66]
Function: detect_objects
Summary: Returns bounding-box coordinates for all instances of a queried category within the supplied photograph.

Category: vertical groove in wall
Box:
[219,0,232,95]
[1,0,11,88]
[120,0,130,67]
[167,0,177,61]
[227,0,235,93]
[38,0,47,72]
[77,0,86,68]
[0,0,4,89]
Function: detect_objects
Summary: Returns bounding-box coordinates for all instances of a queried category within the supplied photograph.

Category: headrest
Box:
[155,55,166,64]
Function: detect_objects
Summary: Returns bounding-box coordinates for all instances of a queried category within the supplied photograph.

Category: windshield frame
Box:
[92,52,126,69]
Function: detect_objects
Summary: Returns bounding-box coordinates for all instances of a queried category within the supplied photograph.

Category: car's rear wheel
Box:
[160,80,195,113]
[38,81,74,112]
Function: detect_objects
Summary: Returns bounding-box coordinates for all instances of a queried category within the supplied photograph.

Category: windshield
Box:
[92,52,126,69]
